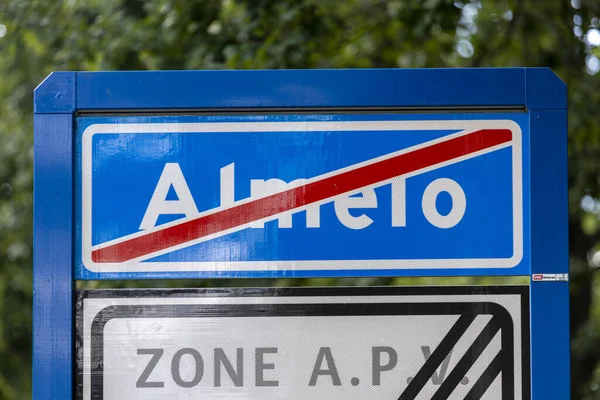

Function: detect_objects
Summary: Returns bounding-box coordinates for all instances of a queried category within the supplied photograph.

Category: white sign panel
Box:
[77,287,529,400]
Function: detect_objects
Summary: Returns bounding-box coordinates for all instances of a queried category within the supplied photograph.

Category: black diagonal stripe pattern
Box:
[398,313,476,400]
[430,316,502,400]
[399,313,514,400]
[463,350,505,400]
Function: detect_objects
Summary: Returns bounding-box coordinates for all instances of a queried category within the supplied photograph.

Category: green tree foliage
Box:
[0,0,599,398]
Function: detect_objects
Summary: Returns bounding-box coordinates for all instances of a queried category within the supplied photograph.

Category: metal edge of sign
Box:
[524,68,567,110]
[34,71,77,113]
[73,68,528,111]
[75,285,530,400]
[528,106,569,400]
[33,113,75,400]
[33,69,566,113]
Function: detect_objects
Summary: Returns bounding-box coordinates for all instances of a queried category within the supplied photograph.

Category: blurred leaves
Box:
[1,0,600,398]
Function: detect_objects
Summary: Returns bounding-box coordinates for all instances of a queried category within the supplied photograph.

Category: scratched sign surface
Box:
[75,114,529,279]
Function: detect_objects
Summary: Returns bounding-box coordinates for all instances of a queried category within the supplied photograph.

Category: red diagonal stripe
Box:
[92,129,512,263]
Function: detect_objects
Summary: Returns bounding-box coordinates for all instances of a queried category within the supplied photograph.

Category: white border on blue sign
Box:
[81,120,523,273]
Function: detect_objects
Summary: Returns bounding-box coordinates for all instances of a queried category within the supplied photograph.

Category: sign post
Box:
[34,68,568,399]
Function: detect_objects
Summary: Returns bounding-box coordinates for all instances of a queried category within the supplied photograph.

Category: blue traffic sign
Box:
[76,114,529,279]
[34,69,569,400]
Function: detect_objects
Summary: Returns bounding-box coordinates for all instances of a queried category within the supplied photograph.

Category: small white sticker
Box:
[532,273,569,282]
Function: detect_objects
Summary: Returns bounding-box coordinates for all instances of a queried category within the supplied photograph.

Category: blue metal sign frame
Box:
[33,68,568,400]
